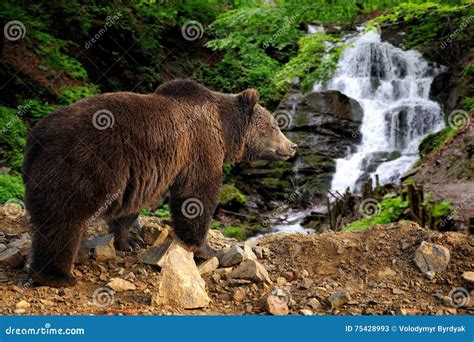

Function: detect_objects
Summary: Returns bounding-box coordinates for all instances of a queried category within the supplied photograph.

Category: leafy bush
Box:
[343,194,409,232]
[0,173,25,204]
[275,33,344,92]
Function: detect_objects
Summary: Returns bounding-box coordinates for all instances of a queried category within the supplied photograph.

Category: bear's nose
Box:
[291,143,297,151]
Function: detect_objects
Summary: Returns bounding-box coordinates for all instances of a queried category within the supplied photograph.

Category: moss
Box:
[259,177,290,189]
[219,184,247,208]
[223,226,247,241]
[0,106,28,170]
[419,127,457,158]
[0,173,25,204]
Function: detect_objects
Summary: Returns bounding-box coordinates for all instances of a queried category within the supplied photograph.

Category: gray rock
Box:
[197,257,219,275]
[414,241,450,274]
[7,234,31,256]
[327,290,351,309]
[219,246,247,267]
[229,259,272,284]
[86,235,116,262]
[139,238,173,267]
[0,247,23,268]
[0,243,6,253]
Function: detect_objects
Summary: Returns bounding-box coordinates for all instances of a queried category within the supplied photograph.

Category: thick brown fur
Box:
[22,79,296,287]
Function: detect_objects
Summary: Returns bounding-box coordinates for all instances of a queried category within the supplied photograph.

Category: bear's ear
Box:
[238,89,259,115]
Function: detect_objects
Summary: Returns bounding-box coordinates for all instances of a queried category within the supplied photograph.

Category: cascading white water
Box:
[320,29,445,193]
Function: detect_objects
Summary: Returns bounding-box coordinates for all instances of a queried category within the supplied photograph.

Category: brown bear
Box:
[22,79,297,287]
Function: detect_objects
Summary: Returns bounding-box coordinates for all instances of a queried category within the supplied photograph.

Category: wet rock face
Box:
[232,89,362,204]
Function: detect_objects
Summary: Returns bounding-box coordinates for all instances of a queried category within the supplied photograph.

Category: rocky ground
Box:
[0,207,473,316]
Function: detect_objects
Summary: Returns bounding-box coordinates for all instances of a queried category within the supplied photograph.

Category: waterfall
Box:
[319,29,445,193]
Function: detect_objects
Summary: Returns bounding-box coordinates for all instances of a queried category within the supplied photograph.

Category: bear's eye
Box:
[271,124,278,131]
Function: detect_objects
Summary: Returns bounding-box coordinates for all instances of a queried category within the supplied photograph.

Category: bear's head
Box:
[237,89,297,162]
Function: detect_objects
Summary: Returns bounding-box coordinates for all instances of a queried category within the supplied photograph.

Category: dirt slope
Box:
[0,210,472,316]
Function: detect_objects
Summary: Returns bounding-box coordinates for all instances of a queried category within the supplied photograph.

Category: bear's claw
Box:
[194,243,224,260]
[114,231,145,252]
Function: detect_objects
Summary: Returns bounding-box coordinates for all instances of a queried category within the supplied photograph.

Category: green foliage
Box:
[373,2,471,49]
[343,194,409,232]
[19,99,58,123]
[140,204,170,218]
[0,106,28,170]
[431,200,453,218]
[462,97,474,112]
[223,226,247,241]
[0,173,25,204]
[275,33,344,92]
[33,32,89,80]
[59,85,99,105]
[219,184,247,208]
[419,127,457,158]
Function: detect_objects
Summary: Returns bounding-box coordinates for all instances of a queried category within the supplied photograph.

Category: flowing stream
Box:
[326,29,445,193]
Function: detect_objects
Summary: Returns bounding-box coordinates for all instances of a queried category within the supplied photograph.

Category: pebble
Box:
[299,278,313,289]
[0,247,23,268]
[276,277,287,286]
[307,298,322,310]
[413,241,450,274]
[220,246,247,267]
[229,259,272,284]
[15,300,31,309]
[264,293,289,315]
[327,290,351,309]
[462,271,474,284]
[233,287,246,302]
[106,278,136,292]
[197,257,219,275]
[300,309,313,315]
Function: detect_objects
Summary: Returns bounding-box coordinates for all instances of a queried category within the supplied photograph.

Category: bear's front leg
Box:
[169,169,223,260]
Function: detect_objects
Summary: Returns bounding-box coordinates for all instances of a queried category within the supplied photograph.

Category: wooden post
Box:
[327,196,333,230]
